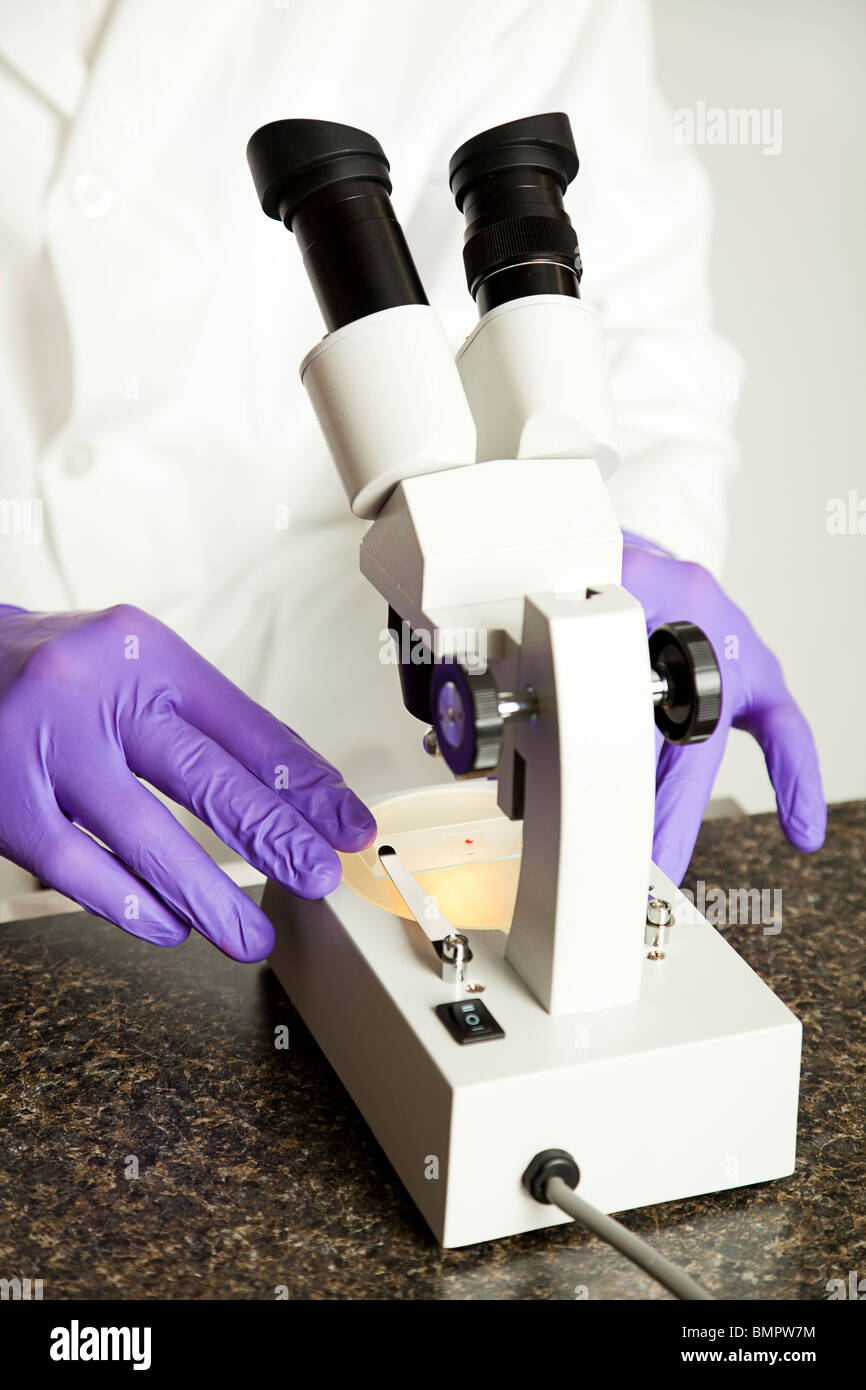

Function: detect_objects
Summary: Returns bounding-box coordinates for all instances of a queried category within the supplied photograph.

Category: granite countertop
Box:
[0,802,863,1301]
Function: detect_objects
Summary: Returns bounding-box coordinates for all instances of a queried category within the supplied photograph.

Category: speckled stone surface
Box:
[0,803,863,1301]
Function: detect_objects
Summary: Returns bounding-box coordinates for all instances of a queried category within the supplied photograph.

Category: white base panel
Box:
[263,867,801,1249]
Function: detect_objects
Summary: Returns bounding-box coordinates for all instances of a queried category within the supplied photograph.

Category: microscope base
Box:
[263,869,801,1249]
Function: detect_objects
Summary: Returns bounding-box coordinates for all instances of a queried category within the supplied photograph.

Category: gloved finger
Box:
[145,637,376,850]
[737,698,827,852]
[652,726,729,886]
[25,809,191,947]
[125,713,347,894]
[59,765,281,962]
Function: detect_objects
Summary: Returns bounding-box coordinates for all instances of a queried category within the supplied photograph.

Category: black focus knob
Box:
[649,621,722,744]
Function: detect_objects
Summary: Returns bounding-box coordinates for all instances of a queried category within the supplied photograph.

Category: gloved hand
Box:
[621,534,826,885]
[0,604,377,960]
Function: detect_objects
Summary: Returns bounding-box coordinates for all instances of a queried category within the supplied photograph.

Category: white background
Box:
[653,0,866,812]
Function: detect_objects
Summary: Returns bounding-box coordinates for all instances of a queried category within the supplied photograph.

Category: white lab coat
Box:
[0,0,743,896]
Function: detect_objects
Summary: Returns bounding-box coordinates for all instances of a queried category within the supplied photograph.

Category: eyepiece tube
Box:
[448,112,582,316]
[247,118,428,332]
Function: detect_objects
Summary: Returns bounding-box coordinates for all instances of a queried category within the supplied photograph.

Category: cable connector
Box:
[521,1147,714,1301]
[521,1148,580,1204]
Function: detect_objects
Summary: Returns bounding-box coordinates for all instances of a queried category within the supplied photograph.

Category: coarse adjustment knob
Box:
[649,621,722,744]
[429,662,537,776]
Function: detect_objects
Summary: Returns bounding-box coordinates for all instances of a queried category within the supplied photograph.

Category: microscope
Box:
[246,114,801,1249]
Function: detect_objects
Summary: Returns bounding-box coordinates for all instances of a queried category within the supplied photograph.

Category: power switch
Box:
[436,998,505,1045]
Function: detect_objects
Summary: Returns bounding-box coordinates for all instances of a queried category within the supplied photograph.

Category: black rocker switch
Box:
[436,998,505,1045]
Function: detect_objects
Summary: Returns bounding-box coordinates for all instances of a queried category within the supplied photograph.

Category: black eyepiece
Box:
[246,118,428,332]
[448,112,582,316]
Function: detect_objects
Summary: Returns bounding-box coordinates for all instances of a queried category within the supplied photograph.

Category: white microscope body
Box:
[248,116,801,1248]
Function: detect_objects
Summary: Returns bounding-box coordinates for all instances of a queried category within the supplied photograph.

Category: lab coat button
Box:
[71,171,114,218]
[64,442,95,477]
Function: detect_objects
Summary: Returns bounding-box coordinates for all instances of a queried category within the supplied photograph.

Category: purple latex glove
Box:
[0,604,377,960]
[621,534,826,885]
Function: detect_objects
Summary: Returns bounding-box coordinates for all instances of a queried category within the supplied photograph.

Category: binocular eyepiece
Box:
[448,112,581,314]
[247,111,582,331]
[246,118,428,333]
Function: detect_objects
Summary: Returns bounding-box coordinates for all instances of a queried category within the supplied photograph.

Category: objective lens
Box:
[448,112,582,317]
[247,119,428,332]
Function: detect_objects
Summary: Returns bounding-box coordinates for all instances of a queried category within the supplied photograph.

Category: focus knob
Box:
[429,663,538,776]
[430,664,502,776]
[649,621,722,744]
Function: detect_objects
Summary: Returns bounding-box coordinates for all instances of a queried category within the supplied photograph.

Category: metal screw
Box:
[497,686,539,722]
[650,667,670,707]
[422,726,440,757]
[645,897,674,948]
[437,932,472,985]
